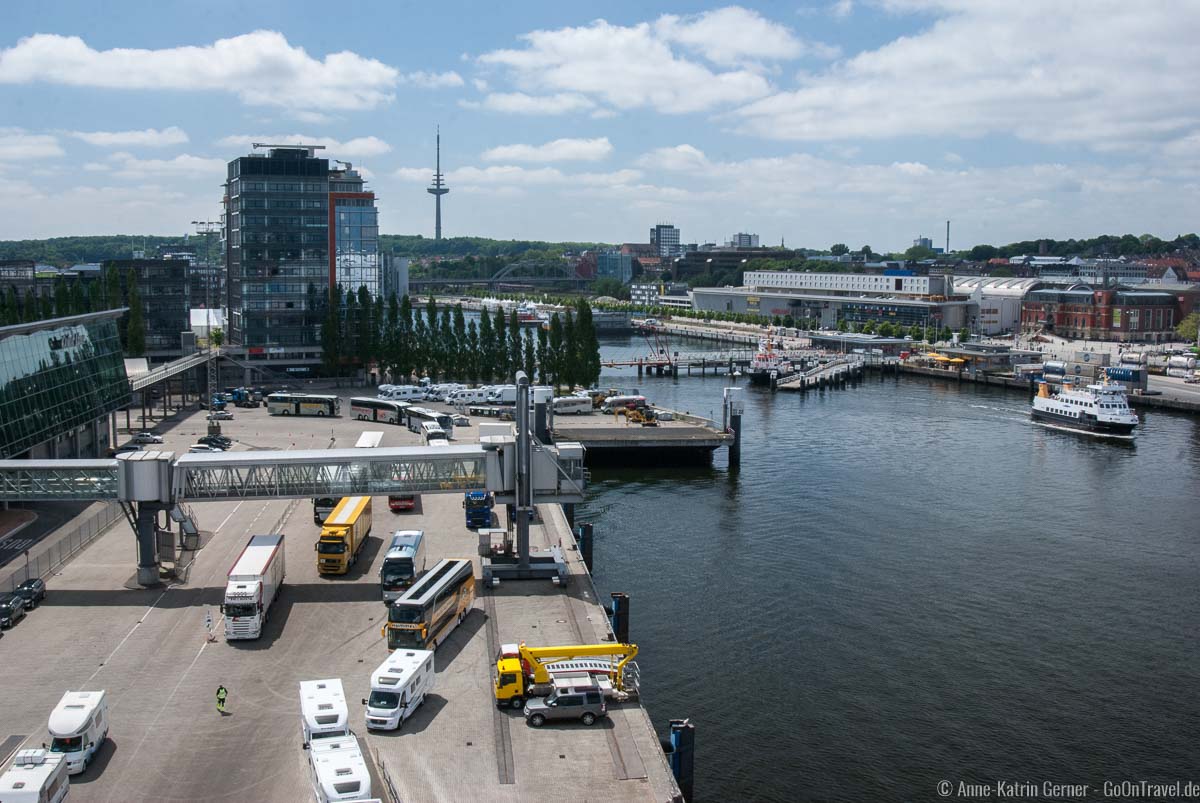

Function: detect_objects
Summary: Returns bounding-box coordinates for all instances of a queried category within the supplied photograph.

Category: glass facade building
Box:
[224,147,379,359]
[0,311,130,459]
[104,259,191,354]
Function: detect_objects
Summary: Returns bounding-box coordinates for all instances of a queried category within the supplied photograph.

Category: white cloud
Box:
[654,6,836,65]
[107,152,226,179]
[392,163,639,189]
[0,31,400,111]
[399,70,464,88]
[736,1,1200,151]
[472,78,489,92]
[393,167,430,182]
[0,128,63,161]
[216,134,392,158]
[482,137,613,163]
[469,92,597,115]
[636,144,711,172]
[477,14,781,114]
[68,126,189,147]
[829,0,854,18]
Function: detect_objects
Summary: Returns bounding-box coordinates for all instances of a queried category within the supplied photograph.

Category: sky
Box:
[2,0,1199,252]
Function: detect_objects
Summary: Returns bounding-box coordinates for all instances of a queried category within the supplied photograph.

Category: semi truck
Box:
[493,642,640,709]
[222,534,286,640]
[316,496,372,575]
[228,387,260,408]
[463,491,494,528]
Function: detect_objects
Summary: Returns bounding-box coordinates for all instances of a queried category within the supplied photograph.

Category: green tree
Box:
[859,245,872,256]
[830,243,849,256]
[452,304,467,381]
[989,266,1014,278]
[905,245,936,261]
[562,310,578,390]
[0,286,15,325]
[125,270,146,356]
[836,319,848,333]
[969,244,998,261]
[878,322,895,337]
[592,277,629,299]
[320,285,343,377]
[465,319,480,382]
[547,313,564,390]
[939,326,952,342]
[478,309,495,382]
[53,278,70,318]
[523,329,536,381]
[383,294,400,381]
[439,307,454,380]
[398,294,415,380]
[576,298,601,387]
[210,327,225,348]
[39,292,53,320]
[69,280,86,315]
[958,327,970,341]
[356,286,374,367]
[493,308,509,380]
[1175,312,1199,343]
[536,324,550,386]
[509,310,522,381]
[104,266,122,310]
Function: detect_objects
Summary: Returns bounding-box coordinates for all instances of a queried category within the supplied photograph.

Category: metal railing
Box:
[0,502,123,594]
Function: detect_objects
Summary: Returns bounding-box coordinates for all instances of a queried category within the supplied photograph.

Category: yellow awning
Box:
[947,358,967,364]
[933,355,951,362]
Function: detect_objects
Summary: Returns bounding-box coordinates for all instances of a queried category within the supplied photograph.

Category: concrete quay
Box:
[553,411,731,465]
[0,393,681,802]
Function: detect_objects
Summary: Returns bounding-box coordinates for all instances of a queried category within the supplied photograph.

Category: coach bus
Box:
[266,392,341,417]
[405,406,455,439]
[350,397,408,425]
[382,558,475,650]
[313,430,383,524]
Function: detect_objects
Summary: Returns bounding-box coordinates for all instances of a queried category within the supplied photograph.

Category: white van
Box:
[299,679,350,747]
[381,385,424,401]
[420,421,447,443]
[363,649,436,731]
[0,750,69,803]
[308,736,372,802]
[47,690,108,775]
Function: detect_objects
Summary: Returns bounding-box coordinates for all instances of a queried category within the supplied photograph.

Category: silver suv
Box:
[523,680,607,727]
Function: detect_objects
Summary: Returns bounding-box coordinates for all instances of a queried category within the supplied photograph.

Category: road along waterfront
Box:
[583,332,1200,803]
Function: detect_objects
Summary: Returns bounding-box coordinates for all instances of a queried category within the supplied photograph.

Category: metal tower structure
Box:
[426,127,449,240]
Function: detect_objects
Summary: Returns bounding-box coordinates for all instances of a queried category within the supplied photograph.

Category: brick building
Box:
[1020,284,1182,342]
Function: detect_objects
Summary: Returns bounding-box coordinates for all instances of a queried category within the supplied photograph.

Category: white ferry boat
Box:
[1030,378,1139,438]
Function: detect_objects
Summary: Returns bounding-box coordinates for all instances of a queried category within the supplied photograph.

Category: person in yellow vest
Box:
[216,685,228,713]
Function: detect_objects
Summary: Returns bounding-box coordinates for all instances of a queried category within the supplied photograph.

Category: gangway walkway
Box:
[129,349,215,392]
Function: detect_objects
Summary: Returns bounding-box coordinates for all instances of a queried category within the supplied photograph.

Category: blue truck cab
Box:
[463,491,494,528]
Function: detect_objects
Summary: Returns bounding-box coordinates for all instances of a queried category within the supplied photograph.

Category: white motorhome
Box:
[47,690,108,775]
[486,385,517,405]
[308,736,372,802]
[223,534,286,640]
[380,385,424,401]
[0,750,69,803]
[451,388,489,405]
[363,649,436,731]
[600,395,647,413]
[553,396,593,415]
[299,678,350,747]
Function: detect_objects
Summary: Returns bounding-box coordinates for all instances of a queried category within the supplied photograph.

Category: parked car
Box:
[111,444,142,455]
[13,578,45,609]
[207,411,234,421]
[523,681,607,727]
[131,432,163,444]
[197,435,232,449]
[0,593,27,628]
[188,445,223,453]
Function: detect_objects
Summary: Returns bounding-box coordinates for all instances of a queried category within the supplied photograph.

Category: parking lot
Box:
[0,390,677,802]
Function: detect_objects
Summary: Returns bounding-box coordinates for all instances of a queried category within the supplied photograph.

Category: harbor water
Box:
[582,334,1200,802]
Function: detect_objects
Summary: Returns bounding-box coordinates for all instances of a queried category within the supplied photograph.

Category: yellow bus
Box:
[382,558,475,650]
[316,495,372,575]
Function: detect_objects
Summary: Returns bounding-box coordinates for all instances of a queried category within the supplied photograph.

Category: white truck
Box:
[222,534,286,640]
[486,385,517,405]
[0,750,69,802]
[362,648,435,730]
[308,736,372,802]
[299,678,350,746]
[47,689,108,775]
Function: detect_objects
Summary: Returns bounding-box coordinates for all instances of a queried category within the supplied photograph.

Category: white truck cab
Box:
[300,679,350,747]
[363,648,435,730]
[0,749,69,803]
[47,689,108,775]
[308,736,373,802]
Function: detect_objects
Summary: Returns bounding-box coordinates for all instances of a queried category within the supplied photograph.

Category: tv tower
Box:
[426,126,449,240]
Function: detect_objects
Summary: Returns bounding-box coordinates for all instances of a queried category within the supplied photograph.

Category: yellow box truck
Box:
[316,496,372,574]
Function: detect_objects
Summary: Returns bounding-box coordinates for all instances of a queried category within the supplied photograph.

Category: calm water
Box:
[583,334,1200,803]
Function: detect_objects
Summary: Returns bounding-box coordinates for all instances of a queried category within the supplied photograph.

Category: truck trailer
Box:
[317,496,372,575]
[223,534,286,640]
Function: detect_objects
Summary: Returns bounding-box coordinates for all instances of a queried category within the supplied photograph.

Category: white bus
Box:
[420,422,447,443]
[313,431,383,524]
[267,393,341,417]
[553,396,593,415]
[350,397,407,425]
[380,530,426,602]
[406,407,454,438]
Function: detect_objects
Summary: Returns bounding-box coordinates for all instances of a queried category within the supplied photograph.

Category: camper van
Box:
[380,385,425,401]
[363,649,436,730]
[600,395,648,413]
[307,736,372,802]
[0,750,69,803]
[485,385,517,405]
[553,396,593,415]
[47,690,108,774]
[299,679,350,747]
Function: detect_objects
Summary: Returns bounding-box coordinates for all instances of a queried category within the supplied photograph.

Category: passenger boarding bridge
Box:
[0,377,585,585]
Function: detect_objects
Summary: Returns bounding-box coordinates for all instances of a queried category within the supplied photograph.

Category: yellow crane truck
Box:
[493,642,639,709]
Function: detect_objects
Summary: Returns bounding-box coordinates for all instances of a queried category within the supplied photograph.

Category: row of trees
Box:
[0,268,146,355]
[320,288,602,388]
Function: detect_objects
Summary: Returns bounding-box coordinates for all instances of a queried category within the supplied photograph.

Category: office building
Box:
[224,145,378,361]
[103,260,191,356]
[729,233,760,249]
[650,224,681,258]
[0,310,130,459]
[597,251,633,284]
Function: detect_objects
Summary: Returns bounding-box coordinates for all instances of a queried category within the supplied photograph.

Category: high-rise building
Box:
[650,224,681,258]
[730,233,760,249]
[224,145,378,356]
[597,251,633,284]
[913,236,934,251]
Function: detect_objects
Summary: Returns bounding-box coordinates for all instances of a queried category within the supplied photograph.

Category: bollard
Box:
[577,523,593,572]
[668,719,696,802]
[609,592,630,643]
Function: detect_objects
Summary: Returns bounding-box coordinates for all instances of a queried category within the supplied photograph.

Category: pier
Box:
[553,410,732,465]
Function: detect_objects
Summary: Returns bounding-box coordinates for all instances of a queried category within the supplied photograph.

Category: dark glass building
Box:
[104,259,191,355]
[224,146,378,365]
[0,310,130,459]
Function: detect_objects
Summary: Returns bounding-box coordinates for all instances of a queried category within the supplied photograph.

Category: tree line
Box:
[0,267,146,355]
[321,288,602,389]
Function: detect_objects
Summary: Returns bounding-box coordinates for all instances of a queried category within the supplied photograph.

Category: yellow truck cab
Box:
[316,496,372,574]
[493,641,639,709]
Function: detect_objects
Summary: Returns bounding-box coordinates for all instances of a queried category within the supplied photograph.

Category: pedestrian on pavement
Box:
[216,685,228,713]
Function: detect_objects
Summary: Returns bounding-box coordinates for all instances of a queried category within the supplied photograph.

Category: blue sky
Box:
[2,1,1198,251]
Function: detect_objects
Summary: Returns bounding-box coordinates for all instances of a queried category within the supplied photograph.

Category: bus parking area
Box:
[0,390,677,802]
